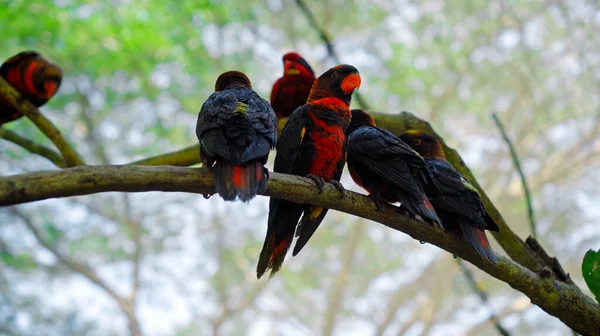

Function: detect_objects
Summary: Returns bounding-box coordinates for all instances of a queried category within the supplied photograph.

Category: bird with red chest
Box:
[196,71,277,202]
[270,52,315,120]
[257,64,361,279]
[398,130,499,264]
[346,109,442,226]
[0,51,63,125]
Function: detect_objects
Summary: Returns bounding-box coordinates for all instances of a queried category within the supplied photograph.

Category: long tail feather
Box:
[292,206,329,256]
[256,201,303,278]
[459,222,498,264]
[213,160,267,202]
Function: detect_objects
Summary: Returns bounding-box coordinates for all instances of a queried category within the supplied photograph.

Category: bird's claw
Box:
[305,174,325,194]
[368,194,384,212]
[329,180,345,198]
[203,193,214,199]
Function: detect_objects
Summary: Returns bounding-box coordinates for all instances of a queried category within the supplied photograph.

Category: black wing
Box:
[273,105,308,174]
[196,88,276,164]
[242,94,277,162]
[196,90,238,161]
[348,126,428,196]
[426,158,488,227]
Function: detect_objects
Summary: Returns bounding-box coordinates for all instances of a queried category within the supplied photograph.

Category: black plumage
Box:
[346,110,441,225]
[196,71,277,202]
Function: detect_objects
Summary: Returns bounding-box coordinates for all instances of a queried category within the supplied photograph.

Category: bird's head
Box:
[347,109,375,134]
[307,64,361,106]
[398,130,445,159]
[282,52,315,78]
[215,71,252,91]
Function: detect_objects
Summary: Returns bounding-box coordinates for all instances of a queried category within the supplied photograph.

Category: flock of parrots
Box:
[0,51,499,279]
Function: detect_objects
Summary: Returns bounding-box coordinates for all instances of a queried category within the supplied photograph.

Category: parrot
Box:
[398,130,499,264]
[270,52,316,135]
[0,51,63,125]
[196,70,277,202]
[256,64,361,278]
[346,109,442,226]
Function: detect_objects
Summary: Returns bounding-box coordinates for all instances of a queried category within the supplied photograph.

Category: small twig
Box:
[457,259,511,336]
[0,128,66,168]
[0,77,86,167]
[492,113,536,237]
[525,236,573,284]
[293,0,370,110]
[128,144,200,166]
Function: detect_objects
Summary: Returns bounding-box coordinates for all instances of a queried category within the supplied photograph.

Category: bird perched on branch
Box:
[257,64,361,278]
[196,71,277,202]
[0,51,63,125]
[398,130,499,263]
[346,109,442,226]
[270,52,315,119]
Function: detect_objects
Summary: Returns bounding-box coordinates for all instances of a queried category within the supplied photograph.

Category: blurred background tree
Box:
[1,0,599,335]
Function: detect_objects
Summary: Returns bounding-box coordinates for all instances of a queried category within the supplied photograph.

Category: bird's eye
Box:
[413,139,422,146]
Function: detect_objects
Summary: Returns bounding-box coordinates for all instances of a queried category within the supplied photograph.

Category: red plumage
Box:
[0,51,63,125]
[270,52,315,119]
[256,64,361,279]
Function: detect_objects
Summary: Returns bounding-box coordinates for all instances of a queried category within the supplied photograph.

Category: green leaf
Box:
[582,249,600,303]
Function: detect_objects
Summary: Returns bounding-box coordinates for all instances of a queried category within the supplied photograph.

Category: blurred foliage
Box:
[1,0,600,335]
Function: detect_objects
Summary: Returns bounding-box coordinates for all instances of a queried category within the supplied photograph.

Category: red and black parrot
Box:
[270,52,316,135]
[196,71,277,202]
[270,52,315,119]
[398,130,499,263]
[0,51,63,125]
[346,109,442,226]
[257,64,361,278]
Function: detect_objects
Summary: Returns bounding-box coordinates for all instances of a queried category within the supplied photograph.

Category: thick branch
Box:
[0,165,598,335]
[0,128,66,168]
[129,144,200,166]
[0,77,85,167]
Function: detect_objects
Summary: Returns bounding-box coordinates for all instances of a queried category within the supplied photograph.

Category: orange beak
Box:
[284,60,300,75]
[341,73,361,94]
[43,80,59,99]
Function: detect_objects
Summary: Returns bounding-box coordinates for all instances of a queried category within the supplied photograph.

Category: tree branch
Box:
[128,144,200,166]
[0,165,599,335]
[0,128,66,168]
[293,0,370,110]
[492,113,537,238]
[0,77,85,167]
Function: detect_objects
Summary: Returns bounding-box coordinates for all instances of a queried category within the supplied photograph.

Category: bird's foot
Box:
[305,174,326,194]
[368,193,385,212]
[329,180,345,198]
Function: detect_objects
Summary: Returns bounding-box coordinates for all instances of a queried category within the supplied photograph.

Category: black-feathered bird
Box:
[346,109,442,226]
[398,130,499,263]
[196,71,277,202]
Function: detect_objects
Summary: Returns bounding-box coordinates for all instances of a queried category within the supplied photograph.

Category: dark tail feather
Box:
[292,206,329,256]
[214,160,267,202]
[401,192,442,227]
[460,223,498,264]
[256,200,302,279]
[484,213,500,232]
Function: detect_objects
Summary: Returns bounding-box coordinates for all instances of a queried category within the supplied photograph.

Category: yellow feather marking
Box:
[285,69,301,75]
[234,102,248,114]
[310,206,323,220]
[461,177,480,194]
[300,126,306,140]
